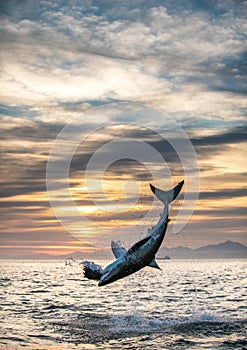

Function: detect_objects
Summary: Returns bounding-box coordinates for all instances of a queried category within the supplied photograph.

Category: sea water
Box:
[0,259,246,349]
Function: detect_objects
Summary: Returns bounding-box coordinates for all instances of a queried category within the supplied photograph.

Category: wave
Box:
[108,312,247,335]
[50,311,247,344]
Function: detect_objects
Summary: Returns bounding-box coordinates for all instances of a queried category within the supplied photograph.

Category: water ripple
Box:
[0,259,246,349]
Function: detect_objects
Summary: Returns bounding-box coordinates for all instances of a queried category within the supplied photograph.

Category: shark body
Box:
[83,180,184,287]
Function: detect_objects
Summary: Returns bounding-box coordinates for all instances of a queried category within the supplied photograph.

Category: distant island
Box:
[0,241,246,260]
[157,240,247,260]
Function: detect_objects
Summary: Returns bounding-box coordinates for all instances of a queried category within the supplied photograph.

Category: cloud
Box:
[191,125,247,146]
[1,122,246,201]
[0,0,246,125]
[199,188,247,200]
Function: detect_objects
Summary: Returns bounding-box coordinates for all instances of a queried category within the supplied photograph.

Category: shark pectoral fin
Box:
[149,259,162,270]
[127,236,152,254]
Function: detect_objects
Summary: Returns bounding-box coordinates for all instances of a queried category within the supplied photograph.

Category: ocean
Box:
[0,259,246,349]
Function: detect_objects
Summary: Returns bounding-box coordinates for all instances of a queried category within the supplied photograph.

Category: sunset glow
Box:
[1,1,246,258]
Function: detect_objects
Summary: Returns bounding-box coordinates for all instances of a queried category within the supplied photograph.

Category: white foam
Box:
[107,311,242,335]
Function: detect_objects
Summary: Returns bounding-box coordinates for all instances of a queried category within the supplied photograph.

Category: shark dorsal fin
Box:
[127,236,152,255]
[111,240,127,258]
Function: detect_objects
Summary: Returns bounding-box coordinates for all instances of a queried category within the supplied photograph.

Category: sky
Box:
[0,0,246,258]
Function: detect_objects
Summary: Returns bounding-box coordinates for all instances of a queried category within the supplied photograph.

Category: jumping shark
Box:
[82,180,184,287]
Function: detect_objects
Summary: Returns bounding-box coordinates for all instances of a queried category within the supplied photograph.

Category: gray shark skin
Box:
[82,180,184,287]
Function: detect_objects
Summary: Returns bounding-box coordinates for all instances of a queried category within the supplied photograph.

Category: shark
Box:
[82,180,184,287]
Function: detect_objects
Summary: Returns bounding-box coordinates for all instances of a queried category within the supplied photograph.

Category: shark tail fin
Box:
[150,180,184,204]
[82,261,103,281]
